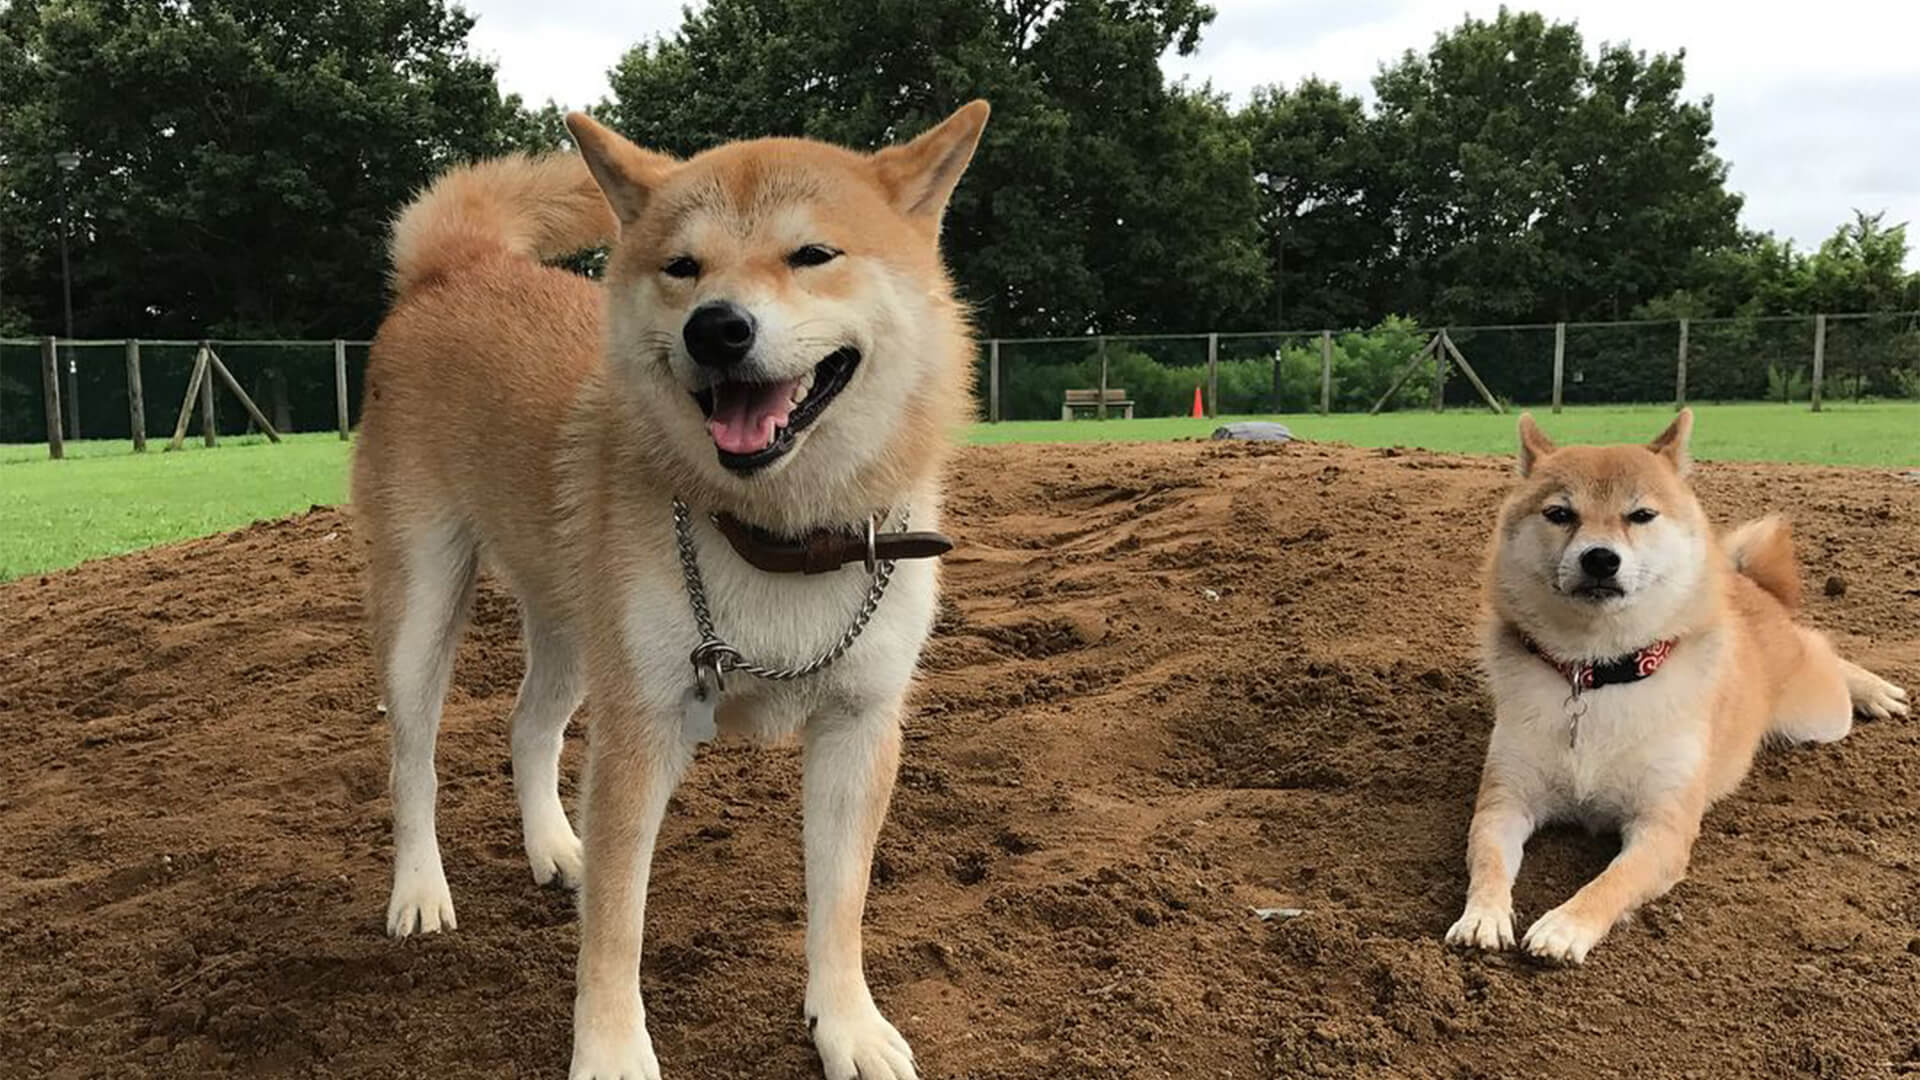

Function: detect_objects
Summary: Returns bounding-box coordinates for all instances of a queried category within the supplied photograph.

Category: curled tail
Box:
[388,153,616,298]
[1725,514,1802,611]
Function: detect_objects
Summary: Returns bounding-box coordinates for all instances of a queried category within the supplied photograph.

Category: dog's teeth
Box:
[792,382,810,405]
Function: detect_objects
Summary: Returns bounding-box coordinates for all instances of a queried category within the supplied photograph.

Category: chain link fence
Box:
[6,313,1918,453]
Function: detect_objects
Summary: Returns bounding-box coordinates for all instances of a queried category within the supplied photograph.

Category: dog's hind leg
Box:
[803,701,917,1080]
[377,519,479,937]
[1840,658,1910,722]
[510,608,584,887]
[1770,627,1871,743]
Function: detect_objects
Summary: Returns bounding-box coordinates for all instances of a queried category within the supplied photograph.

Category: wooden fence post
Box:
[1439,331,1505,414]
[1205,332,1218,418]
[1675,318,1689,410]
[1551,322,1566,414]
[334,338,351,439]
[987,339,1000,423]
[1096,336,1110,421]
[1810,314,1826,412]
[198,340,217,447]
[168,348,207,451]
[1431,330,1450,412]
[40,335,63,460]
[205,349,282,442]
[1319,330,1333,416]
[1369,335,1442,415]
[125,339,147,452]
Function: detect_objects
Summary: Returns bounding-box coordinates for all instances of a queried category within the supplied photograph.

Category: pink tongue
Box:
[708,379,802,455]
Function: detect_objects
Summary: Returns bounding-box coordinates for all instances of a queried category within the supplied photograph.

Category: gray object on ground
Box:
[1211,421,1293,442]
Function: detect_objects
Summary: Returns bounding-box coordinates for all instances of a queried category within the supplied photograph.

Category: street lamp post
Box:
[55,149,80,439]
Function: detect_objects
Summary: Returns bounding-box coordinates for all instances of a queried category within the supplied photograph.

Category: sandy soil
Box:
[3,439,1918,1080]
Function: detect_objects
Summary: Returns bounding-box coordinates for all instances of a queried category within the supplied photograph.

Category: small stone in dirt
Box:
[993,827,1042,855]
[1824,575,1847,598]
[1253,907,1305,922]
[1211,421,1293,443]
[1202,588,1220,602]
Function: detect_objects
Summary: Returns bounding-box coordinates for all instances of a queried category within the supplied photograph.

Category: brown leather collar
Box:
[711,512,953,575]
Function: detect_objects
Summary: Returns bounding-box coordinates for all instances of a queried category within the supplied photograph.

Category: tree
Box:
[0,0,538,343]
[1371,8,1743,325]
[1802,212,1917,314]
[604,0,1266,336]
[1237,78,1397,331]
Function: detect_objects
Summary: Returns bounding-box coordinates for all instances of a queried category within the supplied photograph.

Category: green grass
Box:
[1,432,350,580]
[4,402,1915,581]
[972,401,1920,467]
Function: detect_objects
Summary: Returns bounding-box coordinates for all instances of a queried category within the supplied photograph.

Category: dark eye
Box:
[663,255,699,279]
[1627,508,1659,525]
[1542,505,1576,526]
[787,244,840,268]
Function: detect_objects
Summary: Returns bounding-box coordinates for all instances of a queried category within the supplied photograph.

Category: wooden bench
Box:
[1061,388,1135,420]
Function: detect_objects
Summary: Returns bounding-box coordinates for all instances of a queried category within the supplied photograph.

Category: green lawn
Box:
[975,402,1920,467]
[1,433,350,580]
[3,402,1915,581]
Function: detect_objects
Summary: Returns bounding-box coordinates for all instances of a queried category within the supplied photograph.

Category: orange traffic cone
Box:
[1191,384,1204,418]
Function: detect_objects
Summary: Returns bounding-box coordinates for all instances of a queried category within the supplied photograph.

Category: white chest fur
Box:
[1484,641,1716,828]
[611,504,941,740]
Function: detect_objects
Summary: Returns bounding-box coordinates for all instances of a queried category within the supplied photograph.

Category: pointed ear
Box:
[870,100,990,224]
[565,111,677,223]
[1648,408,1694,476]
[1516,413,1556,477]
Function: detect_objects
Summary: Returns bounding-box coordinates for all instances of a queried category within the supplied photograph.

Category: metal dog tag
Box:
[682,686,718,744]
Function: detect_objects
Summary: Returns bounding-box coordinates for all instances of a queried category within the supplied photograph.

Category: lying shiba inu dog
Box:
[353,102,989,1078]
[1446,410,1909,965]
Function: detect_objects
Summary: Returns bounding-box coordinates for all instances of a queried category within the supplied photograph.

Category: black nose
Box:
[683,301,756,368]
[1580,546,1622,579]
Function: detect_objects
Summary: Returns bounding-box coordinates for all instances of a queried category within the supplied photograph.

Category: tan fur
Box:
[388,152,618,296]
[354,103,990,1080]
[1447,409,1910,965]
[1724,514,1801,610]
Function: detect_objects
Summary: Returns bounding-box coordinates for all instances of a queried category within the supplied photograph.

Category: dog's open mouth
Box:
[1571,582,1626,602]
[691,348,860,473]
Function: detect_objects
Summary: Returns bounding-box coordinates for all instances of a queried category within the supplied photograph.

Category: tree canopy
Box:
[0,0,537,339]
[0,0,1913,344]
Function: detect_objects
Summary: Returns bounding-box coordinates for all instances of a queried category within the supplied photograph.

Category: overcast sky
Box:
[462,0,1920,267]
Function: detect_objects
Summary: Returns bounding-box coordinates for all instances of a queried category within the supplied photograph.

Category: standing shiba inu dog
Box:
[352,102,989,1079]
[1446,410,1909,965]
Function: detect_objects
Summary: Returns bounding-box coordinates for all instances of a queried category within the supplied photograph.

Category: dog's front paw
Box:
[386,860,456,937]
[808,993,916,1080]
[526,823,585,888]
[1854,677,1909,721]
[1445,902,1515,951]
[1521,903,1606,965]
[569,1022,660,1080]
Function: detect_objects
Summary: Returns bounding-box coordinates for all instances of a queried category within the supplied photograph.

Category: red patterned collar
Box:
[1523,635,1677,693]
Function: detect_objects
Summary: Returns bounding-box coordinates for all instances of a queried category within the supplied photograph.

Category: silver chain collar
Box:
[672,498,903,701]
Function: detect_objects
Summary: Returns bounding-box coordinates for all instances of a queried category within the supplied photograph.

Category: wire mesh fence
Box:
[6,312,1919,453]
[1,338,371,447]
[978,313,1920,421]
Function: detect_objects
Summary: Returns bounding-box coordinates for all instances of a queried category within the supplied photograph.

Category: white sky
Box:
[461,0,1920,267]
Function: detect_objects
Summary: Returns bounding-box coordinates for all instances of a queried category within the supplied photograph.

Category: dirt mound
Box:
[4,440,1918,1079]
